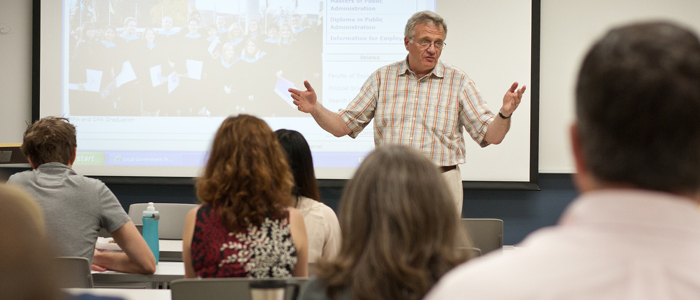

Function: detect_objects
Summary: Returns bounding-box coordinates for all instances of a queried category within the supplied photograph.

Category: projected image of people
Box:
[66,0,322,117]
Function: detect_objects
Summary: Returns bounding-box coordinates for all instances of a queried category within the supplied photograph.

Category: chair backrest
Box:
[55,256,94,288]
[459,247,483,257]
[170,278,309,300]
[128,203,199,240]
[460,218,504,255]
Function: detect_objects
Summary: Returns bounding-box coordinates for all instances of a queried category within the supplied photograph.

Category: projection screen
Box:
[36,0,538,187]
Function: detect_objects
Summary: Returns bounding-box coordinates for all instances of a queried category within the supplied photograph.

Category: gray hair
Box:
[404,10,447,38]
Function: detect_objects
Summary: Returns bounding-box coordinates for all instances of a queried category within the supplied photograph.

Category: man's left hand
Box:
[501,82,526,117]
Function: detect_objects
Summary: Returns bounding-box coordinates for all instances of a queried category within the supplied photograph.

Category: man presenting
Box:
[426,22,700,299]
[289,11,526,212]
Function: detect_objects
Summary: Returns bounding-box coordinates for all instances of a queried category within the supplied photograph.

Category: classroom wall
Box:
[2,0,697,244]
[539,0,700,172]
[0,0,32,142]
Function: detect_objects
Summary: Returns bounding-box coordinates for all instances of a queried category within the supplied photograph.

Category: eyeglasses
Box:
[411,38,446,50]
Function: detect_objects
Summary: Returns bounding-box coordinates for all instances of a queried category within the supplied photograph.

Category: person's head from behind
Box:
[196,115,293,232]
[275,129,320,202]
[0,185,61,300]
[574,22,700,196]
[318,146,470,300]
[21,117,77,169]
[403,11,447,76]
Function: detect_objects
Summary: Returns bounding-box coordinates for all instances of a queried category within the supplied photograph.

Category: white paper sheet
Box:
[186,59,204,80]
[207,39,220,56]
[167,72,180,94]
[115,61,137,87]
[150,65,162,87]
[84,69,103,92]
[274,77,297,108]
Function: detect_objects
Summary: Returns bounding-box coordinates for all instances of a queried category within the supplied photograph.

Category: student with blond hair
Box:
[299,146,471,300]
[0,184,61,300]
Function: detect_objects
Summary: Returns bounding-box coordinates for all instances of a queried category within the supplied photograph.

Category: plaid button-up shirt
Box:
[339,59,495,166]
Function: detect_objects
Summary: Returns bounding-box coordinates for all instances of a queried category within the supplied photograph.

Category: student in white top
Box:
[276,129,341,263]
[426,22,700,300]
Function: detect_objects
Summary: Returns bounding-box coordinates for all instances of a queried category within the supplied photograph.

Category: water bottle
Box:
[142,202,160,264]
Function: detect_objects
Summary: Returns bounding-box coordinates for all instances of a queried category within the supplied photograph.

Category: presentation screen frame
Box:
[32,0,540,190]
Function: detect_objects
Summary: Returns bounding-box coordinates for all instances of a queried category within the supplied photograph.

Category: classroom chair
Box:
[460,218,504,255]
[170,278,308,300]
[55,256,94,288]
[128,203,199,240]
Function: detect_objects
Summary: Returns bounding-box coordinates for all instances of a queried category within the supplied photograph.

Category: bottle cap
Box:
[147,202,156,211]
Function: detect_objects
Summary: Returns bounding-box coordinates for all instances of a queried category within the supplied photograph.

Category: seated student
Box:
[275,129,341,263]
[299,146,472,300]
[7,117,156,274]
[425,22,700,300]
[0,184,62,300]
[182,115,308,278]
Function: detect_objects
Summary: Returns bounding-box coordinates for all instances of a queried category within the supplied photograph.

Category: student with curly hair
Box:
[182,115,308,278]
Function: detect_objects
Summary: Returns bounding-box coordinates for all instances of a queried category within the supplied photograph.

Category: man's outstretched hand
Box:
[289,80,318,114]
[501,82,526,117]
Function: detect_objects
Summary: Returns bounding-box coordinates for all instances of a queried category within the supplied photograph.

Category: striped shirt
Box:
[339,58,495,166]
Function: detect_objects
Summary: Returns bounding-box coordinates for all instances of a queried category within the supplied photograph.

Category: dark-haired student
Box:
[426,21,700,300]
[276,129,341,263]
[7,117,155,274]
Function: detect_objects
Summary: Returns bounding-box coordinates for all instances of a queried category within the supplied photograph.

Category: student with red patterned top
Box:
[182,114,309,278]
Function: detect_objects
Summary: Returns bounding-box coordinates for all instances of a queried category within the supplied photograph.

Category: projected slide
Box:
[41,0,535,182]
[53,0,435,177]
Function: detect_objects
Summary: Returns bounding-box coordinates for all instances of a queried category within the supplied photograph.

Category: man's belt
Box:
[440,165,457,173]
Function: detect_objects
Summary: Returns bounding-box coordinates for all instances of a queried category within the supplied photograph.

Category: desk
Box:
[65,288,171,300]
[92,261,184,288]
[160,240,183,262]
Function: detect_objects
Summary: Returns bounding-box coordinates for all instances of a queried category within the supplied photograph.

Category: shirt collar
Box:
[559,189,700,233]
[35,162,76,179]
[399,56,445,78]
